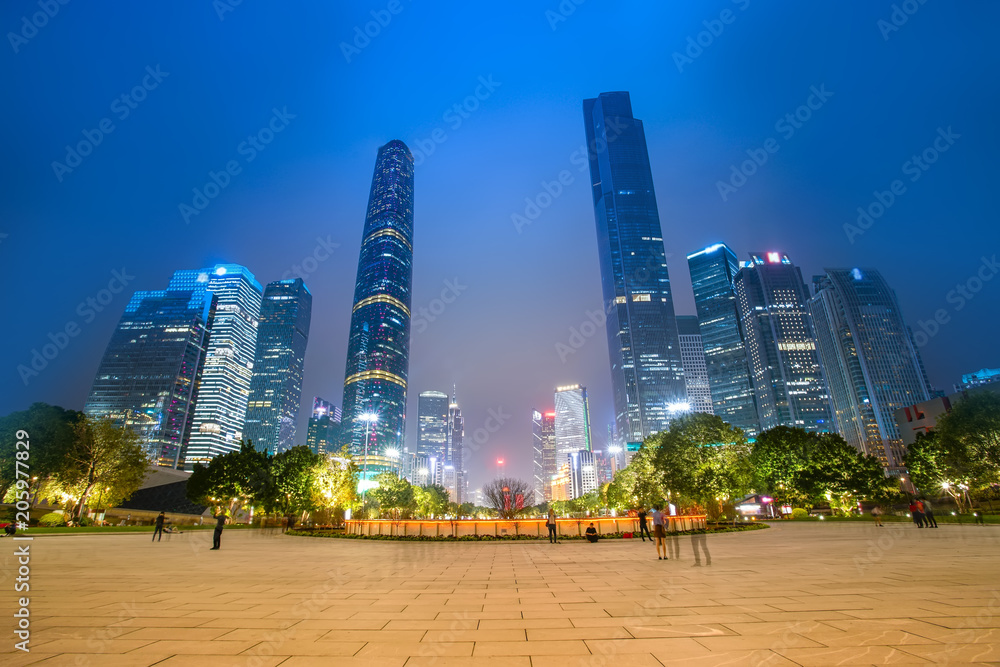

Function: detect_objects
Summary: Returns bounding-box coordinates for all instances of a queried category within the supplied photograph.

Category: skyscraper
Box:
[733,253,831,433]
[531,410,556,504]
[179,264,263,470]
[243,278,312,455]
[808,268,931,469]
[555,384,591,458]
[676,315,714,416]
[568,449,598,499]
[340,140,414,462]
[687,243,759,435]
[85,287,214,468]
[446,393,465,503]
[417,391,449,459]
[583,91,686,441]
[305,397,341,456]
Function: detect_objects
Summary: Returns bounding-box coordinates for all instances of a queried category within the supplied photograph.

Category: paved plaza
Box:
[2,521,1000,666]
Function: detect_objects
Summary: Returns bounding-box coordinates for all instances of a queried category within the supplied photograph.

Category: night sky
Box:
[2,2,998,491]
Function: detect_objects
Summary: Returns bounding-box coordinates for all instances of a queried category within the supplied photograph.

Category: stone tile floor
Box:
[2,521,999,665]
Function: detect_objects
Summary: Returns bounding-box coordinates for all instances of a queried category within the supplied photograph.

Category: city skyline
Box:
[3,3,998,491]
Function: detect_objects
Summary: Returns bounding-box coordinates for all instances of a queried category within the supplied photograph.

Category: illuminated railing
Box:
[343,515,708,538]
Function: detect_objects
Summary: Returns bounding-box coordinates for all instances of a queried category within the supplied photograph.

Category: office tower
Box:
[417,391,449,459]
[555,385,592,457]
[809,268,932,469]
[733,253,831,433]
[568,449,598,499]
[550,463,571,502]
[531,410,556,504]
[583,91,686,441]
[243,278,312,455]
[687,243,760,435]
[676,315,714,416]
[180,264,263,470]
[447,394,464,503]
[399,450,430,485]
[85,288,214,468]
[306,397,341,456]
[340,140,415,462]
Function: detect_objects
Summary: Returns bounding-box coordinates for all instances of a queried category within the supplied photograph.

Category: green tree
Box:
[311,447,360,517]
[369,472,415,519]
[0,403,82,504]
[605,446,664,511]
[413,484,449,518]
[905,431,975,511]
[266,446,320,524]
[60,416,149,518]
[792,433,894,512]
[936,391,1000,486]
[749,426,815,504]
[186,440,272,515]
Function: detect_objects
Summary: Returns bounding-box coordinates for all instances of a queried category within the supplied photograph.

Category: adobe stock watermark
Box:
[17,268,134,385]
[716,83,833,201]
[281,236,340,281]
[912,254,998,348]
[672,0,751,73]
[410,75,502,166]
[7,0,70,54]
[51,65,170,182]
[412,278,467,334]
[178,106,295,224]
[878,0,930,41]
[339,0,409,63]
[545,0,587,30]
[844,126,960,244]
[213,0,243,21]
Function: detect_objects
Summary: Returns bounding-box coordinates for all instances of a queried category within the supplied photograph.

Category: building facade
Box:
[84,288,215,468]
[446,394,465,503]
[306,397,341,456]
[531,410,556,504]
[676,315,714,416]
[583,91,686,441]
[733,253,831,433]
[687,243,759,435]
[341,140,415,463]
[809,268,931,469]
[180,264,263,470]
[417,391,449,460]
[243,278,312,455]
[555,385,591,457]
[568,449,599,499]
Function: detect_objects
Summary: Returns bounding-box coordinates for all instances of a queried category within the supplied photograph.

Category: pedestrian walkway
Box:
[2,521,998,665]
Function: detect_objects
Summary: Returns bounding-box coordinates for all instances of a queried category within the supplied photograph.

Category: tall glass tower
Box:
[243,278,312,455]
[676,315,714,416]
[687,243,759,435]
[532,409,556,504]
[417,391,449,459]
[182,264,263,470]
[341,140,414,460]
[583,92,686,441]
[306,397,341,455]
[733,253,831,433]
[554,384,592,457]
[85,288,215,468]
[808,268,931,470]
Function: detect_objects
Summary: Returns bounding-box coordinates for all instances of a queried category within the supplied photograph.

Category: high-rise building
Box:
[687,243,759,435]
[531,410,556,504]
[446,394,465,503]
[568,449,599,499]
[180,264,263,470]
[583,91,686,441]
[676,315,714,416]
[555,385,591,457]
[306,397,341,456]
[85,288,215,468]
[417,391,449,460]
[243,278,312,456]
[733,253,831,433]
[340,140,414,464]
[808,268,931,469]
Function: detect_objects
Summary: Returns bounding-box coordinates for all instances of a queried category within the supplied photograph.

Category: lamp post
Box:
[359,413,378,508]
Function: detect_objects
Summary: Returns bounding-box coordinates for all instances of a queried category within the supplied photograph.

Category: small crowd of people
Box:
[908,497,938,528]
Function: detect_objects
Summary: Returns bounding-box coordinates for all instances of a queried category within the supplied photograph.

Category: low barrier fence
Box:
[344,515,707,538]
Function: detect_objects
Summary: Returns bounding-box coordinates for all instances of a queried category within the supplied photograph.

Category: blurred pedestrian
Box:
[152,512,166,542]
[637,508,651,542]
[651,506,668,560]
[546,508,559,544]
[908,499,925,528]
[921,498,938,528]
[871,505,883,527]
[210,511,227,550]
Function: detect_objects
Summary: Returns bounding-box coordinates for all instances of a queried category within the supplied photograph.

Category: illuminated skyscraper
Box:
[180,264,263,470]
[340,140,414,462]
[583,91,686,441]
[446,393,465,503]
[808,268,931,469]
[305,397,341,455]
[733,253,831,433]
[243,278,312,455]
[555,384,591,458]
[531,409,556,504]
[417,391,449,459]
[85,287,214,468]
[687,243,759,435]
[676,315,714,416]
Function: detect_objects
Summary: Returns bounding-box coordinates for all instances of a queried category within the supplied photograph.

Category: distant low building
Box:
[959,367,1000,390]
[894,380,1000,448]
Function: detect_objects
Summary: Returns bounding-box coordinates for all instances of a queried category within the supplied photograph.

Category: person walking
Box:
[908,499,925,528]
[210,511,227,550]
[637,508,652,542]
[546,508,558,544]
[921,498,938,528]
[152,512,166,542]
[650,506,668,560]
[871,505,883,527]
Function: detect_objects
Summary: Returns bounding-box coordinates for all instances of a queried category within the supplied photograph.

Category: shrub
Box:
[77,516,95,527]
[38,512,67,527]
[791,508,809,520]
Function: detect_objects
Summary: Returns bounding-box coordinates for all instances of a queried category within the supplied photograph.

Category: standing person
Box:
[908,499,924,528]
[210,511,227,550]
[152,512,166,542]
[637,508,651,542]
[546,508,558,544]
[921,498,938,528]
[871,505,883,527]
[650,506,668,560]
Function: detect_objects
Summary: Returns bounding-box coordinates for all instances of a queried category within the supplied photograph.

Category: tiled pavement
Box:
[2,521,999,665]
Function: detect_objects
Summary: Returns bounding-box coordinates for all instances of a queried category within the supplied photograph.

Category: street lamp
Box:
[359,413,378,507]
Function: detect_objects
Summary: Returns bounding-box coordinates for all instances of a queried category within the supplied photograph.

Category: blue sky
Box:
[2,1,997,489]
